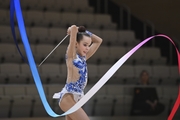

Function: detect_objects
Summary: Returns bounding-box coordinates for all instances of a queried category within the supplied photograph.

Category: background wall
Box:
[112,0,180,41]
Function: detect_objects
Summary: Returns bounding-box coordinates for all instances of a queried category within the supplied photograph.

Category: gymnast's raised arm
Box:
[86,32,102,60]
[66,25,78,58]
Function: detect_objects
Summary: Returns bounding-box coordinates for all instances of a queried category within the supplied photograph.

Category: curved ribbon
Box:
[10,0,28,63]
[10,0,180,119]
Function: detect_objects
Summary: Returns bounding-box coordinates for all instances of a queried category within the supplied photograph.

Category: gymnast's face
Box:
[76,36,92,57]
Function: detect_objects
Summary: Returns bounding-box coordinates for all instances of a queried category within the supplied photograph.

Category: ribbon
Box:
[10,0,180,119]
[10,0,28,63]
[169,87,180,120]
[10,0,59,117]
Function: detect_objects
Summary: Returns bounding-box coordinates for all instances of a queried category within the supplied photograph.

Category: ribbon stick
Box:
[10,0,180,119]
[38,34,69,67]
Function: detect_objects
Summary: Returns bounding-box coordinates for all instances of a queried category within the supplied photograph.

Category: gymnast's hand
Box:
[67,25,78,35]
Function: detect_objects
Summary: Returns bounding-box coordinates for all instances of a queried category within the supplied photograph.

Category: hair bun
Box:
[78,26,86,32]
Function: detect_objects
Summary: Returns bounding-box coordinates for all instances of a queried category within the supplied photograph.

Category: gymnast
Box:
[53,25,102,120]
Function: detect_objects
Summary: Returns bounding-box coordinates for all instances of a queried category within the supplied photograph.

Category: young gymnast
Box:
[53,25,102,120]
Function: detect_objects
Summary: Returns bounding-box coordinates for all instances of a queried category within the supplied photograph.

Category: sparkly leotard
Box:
[53,53,88,102]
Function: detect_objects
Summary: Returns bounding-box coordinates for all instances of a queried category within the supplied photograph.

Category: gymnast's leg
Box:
[66,115,72,120]
[59,93,90,120]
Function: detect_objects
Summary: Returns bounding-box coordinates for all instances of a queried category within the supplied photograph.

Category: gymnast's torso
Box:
[53,53,88,102]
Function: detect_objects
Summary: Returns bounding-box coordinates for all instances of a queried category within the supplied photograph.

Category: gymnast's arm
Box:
[86,33,102,60]
[66,25,78,58]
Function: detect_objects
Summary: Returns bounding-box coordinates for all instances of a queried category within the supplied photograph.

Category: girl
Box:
[53,25,102,120]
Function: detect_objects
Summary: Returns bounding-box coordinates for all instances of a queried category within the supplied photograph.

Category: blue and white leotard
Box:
[53,54,88,102]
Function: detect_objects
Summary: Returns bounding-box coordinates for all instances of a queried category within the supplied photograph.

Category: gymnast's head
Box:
[76,26,92,56]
